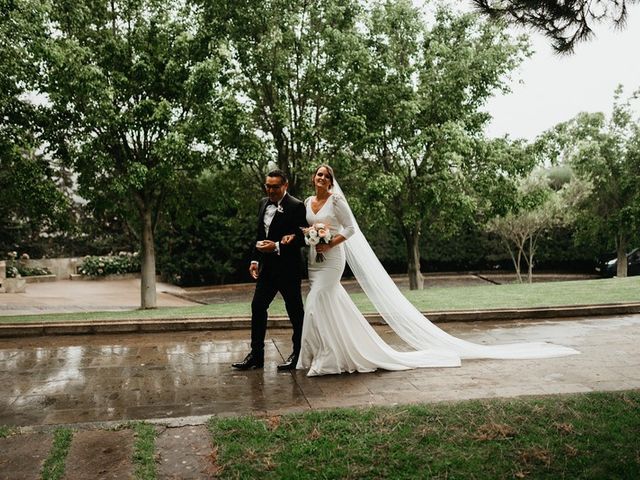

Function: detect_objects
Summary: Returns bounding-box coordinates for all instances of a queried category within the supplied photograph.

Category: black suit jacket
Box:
[251,193,308,277]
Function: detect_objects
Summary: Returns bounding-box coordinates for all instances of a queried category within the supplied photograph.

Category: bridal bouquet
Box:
[303,223,332,262]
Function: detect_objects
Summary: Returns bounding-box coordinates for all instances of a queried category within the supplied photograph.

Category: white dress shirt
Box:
[253,195,284,265]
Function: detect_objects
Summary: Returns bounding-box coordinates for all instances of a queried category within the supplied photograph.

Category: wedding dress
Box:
[297,183,579,377]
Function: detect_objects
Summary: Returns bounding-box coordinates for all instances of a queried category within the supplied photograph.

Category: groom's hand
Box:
[281,234,295,245]
[256,240,277,253]
[249,263,259,280]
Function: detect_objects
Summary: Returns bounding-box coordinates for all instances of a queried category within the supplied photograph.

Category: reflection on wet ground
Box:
[1,315,638,427]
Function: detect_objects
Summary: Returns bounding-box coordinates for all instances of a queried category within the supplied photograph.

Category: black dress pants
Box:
[250,268,304,359]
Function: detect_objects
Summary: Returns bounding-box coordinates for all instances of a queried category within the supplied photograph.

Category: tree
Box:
[487,169,589,282]
[156,166,257,286]
[0,0,69,255]
[472,0,639,52]
[36,0,229,307]
[214,0,364,195]
[0,149,70,255]
[351,1,529,289]
[535,88,640,276]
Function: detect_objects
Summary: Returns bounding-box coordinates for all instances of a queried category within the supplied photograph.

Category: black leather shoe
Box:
[277,353,298,371]
[232,352,264,370]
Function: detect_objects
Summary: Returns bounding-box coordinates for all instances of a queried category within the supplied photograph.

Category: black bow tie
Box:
[267,200,279,207]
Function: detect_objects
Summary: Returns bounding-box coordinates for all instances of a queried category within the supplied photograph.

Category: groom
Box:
[232,170,307,371]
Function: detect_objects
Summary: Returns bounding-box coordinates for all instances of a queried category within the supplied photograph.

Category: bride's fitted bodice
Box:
[304,193,356,270]
[305,194,355,239]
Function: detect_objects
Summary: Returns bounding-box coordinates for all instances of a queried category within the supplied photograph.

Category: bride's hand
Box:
[281,234,296,245]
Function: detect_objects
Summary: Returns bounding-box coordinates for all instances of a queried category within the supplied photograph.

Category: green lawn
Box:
[2,391,637,479]
[208,391,640,479]
[2,276,638,324]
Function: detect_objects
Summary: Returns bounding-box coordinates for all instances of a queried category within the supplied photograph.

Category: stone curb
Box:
[1,302,639,338]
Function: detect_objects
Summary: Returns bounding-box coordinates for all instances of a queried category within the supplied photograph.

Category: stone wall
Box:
[0,261,27,292]
[5,257,85,280]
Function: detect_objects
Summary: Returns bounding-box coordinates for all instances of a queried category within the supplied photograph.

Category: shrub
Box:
[79,252,140,276]
[18,265,52,276]
[5,251,20,278]
[155,170,256,286]
[5,266,20,278]
[4,252,51,277]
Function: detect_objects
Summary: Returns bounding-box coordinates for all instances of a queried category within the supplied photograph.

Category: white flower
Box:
[308,229,318,238]
[317,228,331,240]
[276,205,284,213]
[307,236,320,246]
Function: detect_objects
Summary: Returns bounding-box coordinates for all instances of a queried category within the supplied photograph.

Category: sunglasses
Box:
[264,183,284,190]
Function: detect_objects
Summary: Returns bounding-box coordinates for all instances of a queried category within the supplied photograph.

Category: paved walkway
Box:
[0,278,198,316]
[2,314,639,429]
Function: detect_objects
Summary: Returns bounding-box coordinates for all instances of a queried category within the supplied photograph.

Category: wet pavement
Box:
[1,314,638,428]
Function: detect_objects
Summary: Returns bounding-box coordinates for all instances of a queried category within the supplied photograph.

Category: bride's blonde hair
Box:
[311,164,335,189]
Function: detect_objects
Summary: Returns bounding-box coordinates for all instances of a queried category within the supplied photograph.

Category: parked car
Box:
[595,248,640,277]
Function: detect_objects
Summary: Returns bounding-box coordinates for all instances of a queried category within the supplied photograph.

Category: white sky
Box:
[482,3,640,141]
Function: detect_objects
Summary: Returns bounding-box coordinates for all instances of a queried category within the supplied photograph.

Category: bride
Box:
[283,165,578,377]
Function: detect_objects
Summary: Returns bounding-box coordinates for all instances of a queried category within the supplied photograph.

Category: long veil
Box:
[333,180,579,359]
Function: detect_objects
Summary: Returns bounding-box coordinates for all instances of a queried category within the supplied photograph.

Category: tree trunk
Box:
[504,241,523,283]
[616,236,628,278]
[527,236,534,284]
[513,239,525,283]
[404,226,423,291]
[140,207,157,309]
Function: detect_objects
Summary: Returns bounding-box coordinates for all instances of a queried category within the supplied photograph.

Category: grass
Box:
[207,390,640,479]
[41,428,73,480]
[1,391,638,478]
[2,276,638,324]
[131,422,157,480]
[401,275,640,312]
[0,425,15,438]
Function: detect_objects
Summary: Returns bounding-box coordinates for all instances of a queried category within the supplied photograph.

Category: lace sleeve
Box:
[332,194,355,239]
